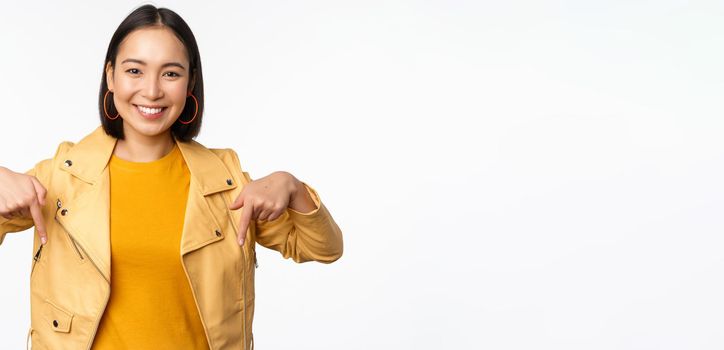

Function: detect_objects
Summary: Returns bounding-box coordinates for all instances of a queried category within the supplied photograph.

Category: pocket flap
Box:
[42,299,74,333]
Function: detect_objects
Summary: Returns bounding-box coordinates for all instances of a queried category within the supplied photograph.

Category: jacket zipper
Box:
[33,244,43,261]
[241,246,248,350]
[31,244,43,274]
[52,214,112,350]
[27,243,44,349]
[180,256,215,349]
[68,235,84,260]
[224,195,248,349]
[85,284,111,350]
[53,216,85,260]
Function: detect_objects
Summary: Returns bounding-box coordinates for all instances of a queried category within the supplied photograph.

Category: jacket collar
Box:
[54,126,239,282]
[60,125,237,195]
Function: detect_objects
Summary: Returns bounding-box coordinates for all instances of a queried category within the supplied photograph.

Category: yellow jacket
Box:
[0,125,344,350]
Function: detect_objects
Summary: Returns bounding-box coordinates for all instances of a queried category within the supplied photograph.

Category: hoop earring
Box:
[178,93,199,125]
[103,90,120,120]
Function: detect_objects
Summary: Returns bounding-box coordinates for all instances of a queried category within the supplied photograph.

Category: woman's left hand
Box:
[229,171,300,246]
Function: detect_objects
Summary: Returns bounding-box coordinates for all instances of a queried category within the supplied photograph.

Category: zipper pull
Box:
[33,244,43,262]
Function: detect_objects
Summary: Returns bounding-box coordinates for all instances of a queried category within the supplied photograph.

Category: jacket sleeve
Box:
[0,157,54,246]
[228,149,344,264]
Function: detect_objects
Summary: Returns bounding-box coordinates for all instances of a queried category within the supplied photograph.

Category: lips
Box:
[134,104,167,119]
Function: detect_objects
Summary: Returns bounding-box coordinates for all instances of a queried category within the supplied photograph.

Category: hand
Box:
[229,171,298,246]
[0,167,48,244]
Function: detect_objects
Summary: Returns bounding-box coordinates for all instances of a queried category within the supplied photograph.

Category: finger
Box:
[237,199,253,246]
[229,192,244,210]
[19,207,31,218]
[267,209,284,222]
[257,207,272,221]
[252,203,265,220]
[28,200,47,245]
[30,177,47,207]
[1,213,12,220]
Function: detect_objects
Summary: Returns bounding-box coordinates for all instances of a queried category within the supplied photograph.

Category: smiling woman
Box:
[100,6,204,161]
[0,4,343,350]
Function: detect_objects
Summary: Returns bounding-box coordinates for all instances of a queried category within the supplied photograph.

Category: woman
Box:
[0,5,343,349]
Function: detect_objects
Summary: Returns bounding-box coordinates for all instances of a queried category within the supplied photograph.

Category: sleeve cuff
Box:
[287,181,322,216]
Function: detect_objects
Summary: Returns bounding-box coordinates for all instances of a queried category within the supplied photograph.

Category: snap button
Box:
[60,209,68,216]
[226,179,233,185]
[64,160,72,167]
[43,299,73,333]
[56,199,62,208]
[215,229,222,237]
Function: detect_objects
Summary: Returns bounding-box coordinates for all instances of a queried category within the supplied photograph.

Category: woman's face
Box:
[106,26,193,139]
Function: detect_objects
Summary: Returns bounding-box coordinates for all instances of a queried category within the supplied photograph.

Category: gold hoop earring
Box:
[103,90,120,120]
[178,93,198,125]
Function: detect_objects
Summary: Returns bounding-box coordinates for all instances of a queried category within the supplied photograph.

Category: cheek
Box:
[168,84,188,106]
[113,79,136,102]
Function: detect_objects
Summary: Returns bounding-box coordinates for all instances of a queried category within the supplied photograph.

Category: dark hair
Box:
[98,4,204,142]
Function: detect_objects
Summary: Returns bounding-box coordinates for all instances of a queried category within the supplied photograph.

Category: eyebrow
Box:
[120,58,186,70]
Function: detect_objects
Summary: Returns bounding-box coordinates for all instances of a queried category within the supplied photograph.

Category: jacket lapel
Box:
[56,126,238,281]
[174,134,239,255]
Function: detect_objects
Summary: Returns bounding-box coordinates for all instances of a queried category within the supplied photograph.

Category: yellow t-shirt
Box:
[91,143,209,349]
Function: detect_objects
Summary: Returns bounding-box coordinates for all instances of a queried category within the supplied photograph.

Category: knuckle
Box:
[22,193,36,204]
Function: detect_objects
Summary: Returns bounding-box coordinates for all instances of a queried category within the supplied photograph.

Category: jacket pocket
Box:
[54,215,85,262]
[42,299,74,333]
[65,232,85,261]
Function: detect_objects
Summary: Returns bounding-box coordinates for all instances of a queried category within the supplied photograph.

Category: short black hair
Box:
[98,4,204,142]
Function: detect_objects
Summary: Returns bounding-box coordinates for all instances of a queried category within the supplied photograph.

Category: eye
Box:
[126,68,141,75]
[164,71,181,77]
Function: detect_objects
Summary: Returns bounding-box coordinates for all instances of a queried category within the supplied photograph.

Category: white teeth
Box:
[137,105,163,114]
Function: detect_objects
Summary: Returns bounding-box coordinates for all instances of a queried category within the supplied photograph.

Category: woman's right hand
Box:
[0,166,48,244]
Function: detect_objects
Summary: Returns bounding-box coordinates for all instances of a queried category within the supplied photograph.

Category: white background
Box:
[1,0,723,349]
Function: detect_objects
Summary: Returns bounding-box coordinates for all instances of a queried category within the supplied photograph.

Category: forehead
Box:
[117,27,189,66]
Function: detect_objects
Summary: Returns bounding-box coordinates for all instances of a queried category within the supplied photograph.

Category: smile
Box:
[134,104,167,119]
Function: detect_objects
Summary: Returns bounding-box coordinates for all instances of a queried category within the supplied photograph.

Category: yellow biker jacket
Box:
[0,125,344,349]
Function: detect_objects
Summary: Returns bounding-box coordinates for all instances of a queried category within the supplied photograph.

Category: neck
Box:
[113,126,175,162]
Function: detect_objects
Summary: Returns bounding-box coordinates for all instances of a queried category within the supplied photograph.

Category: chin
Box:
[123,119,172,138]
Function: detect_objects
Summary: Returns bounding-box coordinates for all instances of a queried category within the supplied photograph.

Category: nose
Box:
[141,77,163,100]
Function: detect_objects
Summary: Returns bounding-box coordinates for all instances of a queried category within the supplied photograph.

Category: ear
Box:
[105,62,115,91]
